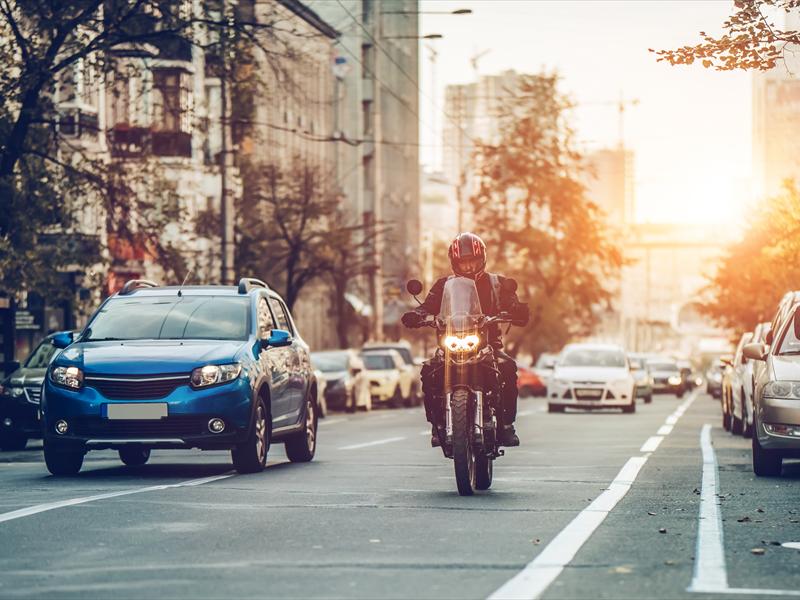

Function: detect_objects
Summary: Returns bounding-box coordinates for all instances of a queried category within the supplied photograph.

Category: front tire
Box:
[475,453,493,490]
[622,401,636,414]
[285,390,317,463]
[44,442,84,476]
[548,403,565,413]
[451,387,476,496]
[732,414,743,435]
[119,447,150,466]
[753,433,782,477]
[644,394,653,404]
[232,398,269,474]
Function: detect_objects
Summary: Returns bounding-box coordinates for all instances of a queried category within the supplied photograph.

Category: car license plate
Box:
[105,403,168,420]
[575,389,602,400]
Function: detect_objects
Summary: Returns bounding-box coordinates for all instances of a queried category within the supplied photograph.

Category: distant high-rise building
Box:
[584,148,636,225]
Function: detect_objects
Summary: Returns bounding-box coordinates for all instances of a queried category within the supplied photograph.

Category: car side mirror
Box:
[406,279,423,296]
[52,331,74,349]
[742,342,767,362]
[262,329,292,348]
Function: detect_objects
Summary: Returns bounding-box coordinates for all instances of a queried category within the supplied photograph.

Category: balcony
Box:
[152,131,192,158]
[109,127,192,159]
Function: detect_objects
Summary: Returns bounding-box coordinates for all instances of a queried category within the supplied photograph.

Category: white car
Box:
[362,341,420,406]
[361,350,406,406]
[548,343,636,413]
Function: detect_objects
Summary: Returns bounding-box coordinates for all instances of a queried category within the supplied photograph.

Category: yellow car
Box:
[360,350,406,406]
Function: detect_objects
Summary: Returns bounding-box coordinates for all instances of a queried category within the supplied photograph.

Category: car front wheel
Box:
[232,398,269,474]
[44,441,84,476]
[285,389,317,463]
[119,447,151,467]
[752,433,782,477]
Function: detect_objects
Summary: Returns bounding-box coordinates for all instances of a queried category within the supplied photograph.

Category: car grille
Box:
[573,388,603,400]
[24,386,42,405]
[71,416,209,438]
[85,374,189,400]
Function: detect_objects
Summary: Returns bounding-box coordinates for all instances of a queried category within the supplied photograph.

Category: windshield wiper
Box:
[84,337,128,342]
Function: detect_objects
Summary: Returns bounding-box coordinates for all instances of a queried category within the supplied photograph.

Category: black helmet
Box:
[448,232,487,279]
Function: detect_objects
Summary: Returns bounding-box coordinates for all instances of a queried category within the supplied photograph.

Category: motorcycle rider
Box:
[401,232,529,447]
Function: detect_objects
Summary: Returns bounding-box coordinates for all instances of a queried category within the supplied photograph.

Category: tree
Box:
[654,0,800,71]
[0,1,295,297]
[701,182,800,332]
[470,73,624,358]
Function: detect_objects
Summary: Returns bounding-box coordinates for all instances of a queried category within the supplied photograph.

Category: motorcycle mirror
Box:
[501,278,518,294]
[406,279,423,296]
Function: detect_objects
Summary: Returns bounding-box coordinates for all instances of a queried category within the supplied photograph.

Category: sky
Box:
[419,0,752,224]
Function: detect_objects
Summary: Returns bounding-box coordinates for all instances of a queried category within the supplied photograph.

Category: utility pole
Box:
[370,2,384,341]
[219,0,235,285]
[455,85,464,233]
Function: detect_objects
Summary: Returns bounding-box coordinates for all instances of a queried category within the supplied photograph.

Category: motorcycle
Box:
[406,275,518,496]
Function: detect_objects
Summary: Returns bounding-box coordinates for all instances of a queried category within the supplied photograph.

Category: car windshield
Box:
[648,361,679,372]
[362,354,395,370]
[778,314,800,355]
[439,276,482,333]
[313,353,348,372]
[629,358,645,370]
[561,349,626,368]
[24,338,58,368]
[83,296,250,341]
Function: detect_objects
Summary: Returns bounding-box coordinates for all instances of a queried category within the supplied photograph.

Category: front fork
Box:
[444,389,487,443]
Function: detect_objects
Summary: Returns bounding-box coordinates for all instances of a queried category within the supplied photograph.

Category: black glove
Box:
[510,302,530,327]
[401,311,423,329]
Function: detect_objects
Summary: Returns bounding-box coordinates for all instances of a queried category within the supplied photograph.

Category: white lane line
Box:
[318,418,346,427]
[338,436,406,451]
[640,435,663,453]
[489,456,648,600]
[688,425,800,597]
[657,424,673,436]
[0,473,233,525]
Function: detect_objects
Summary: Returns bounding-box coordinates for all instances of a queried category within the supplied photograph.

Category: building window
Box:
[153,68,191,133]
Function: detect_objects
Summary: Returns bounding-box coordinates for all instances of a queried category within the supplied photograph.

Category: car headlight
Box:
[668,375,682,386]
[442,334,480,353]
[191,363,242,388]
[8,386,25,398]
[50,366,84,390]
[763,381,800,399]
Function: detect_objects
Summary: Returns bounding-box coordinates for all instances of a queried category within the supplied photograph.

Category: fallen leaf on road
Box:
[751,548,766,555]
[659,528,667,534]
[664,560,676,566]
[648,511,656,516]
[757,508,765,513]
[531,538,541,545]
[610,566,632,574]
[737,516,752,523]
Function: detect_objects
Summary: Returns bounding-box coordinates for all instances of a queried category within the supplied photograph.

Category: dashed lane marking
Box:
[337,437,406,451]
[640,435,663,453]
[0,473,234,525]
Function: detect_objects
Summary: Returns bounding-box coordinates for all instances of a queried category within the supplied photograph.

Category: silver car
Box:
[744,297,800,476]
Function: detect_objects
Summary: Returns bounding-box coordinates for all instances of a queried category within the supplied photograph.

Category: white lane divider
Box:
[688,425,800,597]
[489,456,649,600]
[0,473,233,525]
[338,436,406,451]
[489,390,699,599]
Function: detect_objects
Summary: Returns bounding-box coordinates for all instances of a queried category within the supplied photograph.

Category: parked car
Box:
[311,350,371,413]
[740,322,771,437]
[706,363,723,399]
[362,341,421,406]
[313,369,328,418]
[0,331,74,451]
[646,357,685,397]
[628,354,653,403]
[548,343,636,413]
[744,297,800,476]
[725,332,753,435]
[533,352,559,390]
[41,278,318,476]
[517,364,546,397]
[720,354,736,431]
[360,350,406,406]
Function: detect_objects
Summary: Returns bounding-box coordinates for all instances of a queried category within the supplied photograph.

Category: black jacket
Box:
[414,273,529,347]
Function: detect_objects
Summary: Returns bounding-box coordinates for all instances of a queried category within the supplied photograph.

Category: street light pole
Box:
[371,2,384,341]
[219,0,235,285]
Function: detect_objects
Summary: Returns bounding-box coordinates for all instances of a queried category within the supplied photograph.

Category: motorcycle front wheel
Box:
[451,387,477,496]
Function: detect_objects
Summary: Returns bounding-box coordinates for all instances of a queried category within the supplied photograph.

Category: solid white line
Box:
[657,425,673,436]
[0,474,233,525]
[488,456,648,600]
[640,436,663,453]
[338,436,406,451]
[688,423,728,593]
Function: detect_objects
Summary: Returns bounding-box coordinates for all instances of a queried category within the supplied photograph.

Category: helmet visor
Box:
[455,257,484,275]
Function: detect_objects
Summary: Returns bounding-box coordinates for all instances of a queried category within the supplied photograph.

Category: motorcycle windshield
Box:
[439,277,483,333]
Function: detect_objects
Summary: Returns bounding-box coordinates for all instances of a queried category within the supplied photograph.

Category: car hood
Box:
[770,355,800,381]
[5,367,47,387]
[55,340,249,375]
[553,366,629,382]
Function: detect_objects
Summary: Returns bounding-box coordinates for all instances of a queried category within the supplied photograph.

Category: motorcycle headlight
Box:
[442,334,481,353]
[668,375,682,386]
[191,363,242,388]
[50,366,84,390]
[763,381,800,399]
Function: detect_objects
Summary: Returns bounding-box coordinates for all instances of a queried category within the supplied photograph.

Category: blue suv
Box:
[42,278,319,475]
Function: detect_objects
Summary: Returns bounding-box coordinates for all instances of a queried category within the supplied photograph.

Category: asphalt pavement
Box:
[2,391,800,599]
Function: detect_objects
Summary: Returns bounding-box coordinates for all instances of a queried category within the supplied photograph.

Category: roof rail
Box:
[237,278,269,294]
[119,279,158,296]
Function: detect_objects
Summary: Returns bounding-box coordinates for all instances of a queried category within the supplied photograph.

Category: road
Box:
[2,391,800,599]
